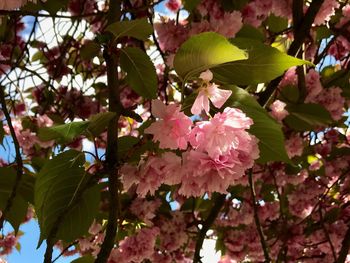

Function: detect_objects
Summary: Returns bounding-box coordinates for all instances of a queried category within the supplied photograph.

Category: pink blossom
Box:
[271,0,293,18]
[0,0,30,10]
[179,141,259,197]
[314,0,339,26]
[210,11,243,38]
[189,107,254,159]
[305,69,323,102]
[130,198,161,225]
[269,100,289,121]
[120,152,182,197]
[109,227,159,263]
[279,67,297,88]
[218,255,238,263]
[165,0,181,12]
[88,220,102,235]
[156,212,187,252]
[191,70,232,115]
[0,233,18,256]
[145,99,192,150]
[314,87,345,121]
[154,19,188,53]
[285,134,304,158]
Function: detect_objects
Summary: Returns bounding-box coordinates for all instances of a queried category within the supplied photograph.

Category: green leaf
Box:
[31,51,47,63]
[279,85,299,103]
[220,0,248,11]
[174,32,248,80]
[226,86,290,163]
[236,25,265,42]
[35,150,99,246]
[106,18,153,41]
[266,15,288,33]
[80,42,101,60]
[118,136,139,161]
[212,38,312,85]
[120,47,158,99]
[284,103,333,131]
[87,112,116,136]
[71,255,95,263]
[183,0,201,11]
[316,26,332,41]
[38,121,89,143]
[0,167,31,232]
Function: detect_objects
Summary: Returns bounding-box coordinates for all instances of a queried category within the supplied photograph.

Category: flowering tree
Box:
[0,0,350,262]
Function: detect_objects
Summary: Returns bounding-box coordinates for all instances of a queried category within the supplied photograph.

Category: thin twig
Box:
[248,170,271,263]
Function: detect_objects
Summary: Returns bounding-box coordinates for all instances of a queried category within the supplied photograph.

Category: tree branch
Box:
[193,194,226,263]
[94,0,122,262]
[336,222,350,263]
[318,208,337,261]
[248,170,271,263]
[258,0,324,106]
[0,86,24,230]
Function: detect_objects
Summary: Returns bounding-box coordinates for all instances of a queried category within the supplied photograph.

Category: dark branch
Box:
[94,1,122,262]
[0,87,24,230]
[258,0,325,106]
[336,222,350,263]
[193,194,226,263]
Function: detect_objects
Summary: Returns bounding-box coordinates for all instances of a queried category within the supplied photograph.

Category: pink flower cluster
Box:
[121,152,182,197]
[155,1,243,53]
[145,99,192,150]
[122,92,259,197]
[242,0,292,28]
[3,116,54,157]
[108,227,159,263]
[0,0,36,10]
[0,233,18,256]
[130,198,161,225]
[269,99,289,122]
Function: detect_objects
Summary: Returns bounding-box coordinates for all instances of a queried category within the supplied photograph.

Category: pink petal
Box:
[191,91,208,115]
[151,99,167,118]
[208,85,232,109]
[199,69,213,81]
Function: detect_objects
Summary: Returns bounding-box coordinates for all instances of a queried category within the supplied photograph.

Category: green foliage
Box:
[285,103,333,131]
[183,0,202,11]
[106,18,153,41]
[120,47,158,99]
[35,150,99,246]
[38,112,118,143]
[266,15,288,33]
[226,86,290,163]
[174,32,248,80]
[212,38,312,85]
[38,121,89,143]
[80,42,101,60]
[22,0,68,14]
[117,136,139,161]
[279,85,300,103]
[71,255,95,263]
[220,0,248,11]
[0,167,34,232]
[236,25,265,42]
[87,112,116,137]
